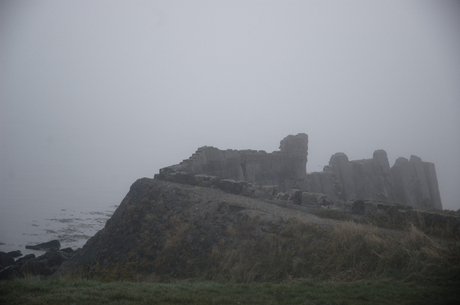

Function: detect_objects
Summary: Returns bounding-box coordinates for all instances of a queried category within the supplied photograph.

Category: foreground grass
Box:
[1,278,459,305]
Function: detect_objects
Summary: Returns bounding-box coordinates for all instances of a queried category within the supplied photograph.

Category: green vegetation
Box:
[71,216,460,284]
[3,214,458,304]
[310,203,459,240]
[70,217,460,284]
[357,207,460,240]
[1,278,458,305]
[206,218,460,283]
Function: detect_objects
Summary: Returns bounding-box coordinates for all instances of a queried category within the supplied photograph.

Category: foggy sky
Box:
[1,0,460,216]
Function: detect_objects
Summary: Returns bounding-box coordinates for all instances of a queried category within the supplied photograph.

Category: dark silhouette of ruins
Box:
[160,133,442,209]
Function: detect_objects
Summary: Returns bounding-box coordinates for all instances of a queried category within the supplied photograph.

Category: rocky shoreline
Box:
[0,240,76,280]
[0,206,117,281]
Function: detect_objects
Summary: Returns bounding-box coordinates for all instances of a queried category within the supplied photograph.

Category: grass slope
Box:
[1,278,459,305]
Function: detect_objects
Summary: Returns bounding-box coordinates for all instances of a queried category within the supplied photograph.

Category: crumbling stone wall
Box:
[391,156,442,209]
[158,133,442,209]
[159,133,308,192]
[307,150,442,209]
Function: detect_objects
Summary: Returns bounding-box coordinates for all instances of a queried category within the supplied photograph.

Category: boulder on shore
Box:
[25,240,61,252]
[0,247,75,281]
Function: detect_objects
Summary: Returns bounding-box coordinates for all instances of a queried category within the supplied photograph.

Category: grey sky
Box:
[1,0,459,214]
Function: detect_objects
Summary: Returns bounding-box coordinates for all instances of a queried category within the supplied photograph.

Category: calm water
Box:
[0,180,122,256]
[0,203,118,256]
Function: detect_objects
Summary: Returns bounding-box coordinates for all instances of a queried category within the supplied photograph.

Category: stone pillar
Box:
[390,155,442,209]
[329,153,356,201]
[278,133,308,191]
[409,155,432,208]
[371,150,395,201]
[423,162,442,210]
[391,157,413,206]
[351,159,373,200]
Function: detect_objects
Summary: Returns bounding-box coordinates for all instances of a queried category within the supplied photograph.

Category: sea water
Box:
[0,183,120,256]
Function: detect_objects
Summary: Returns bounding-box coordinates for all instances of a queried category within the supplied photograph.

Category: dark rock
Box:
[7,250,22,258]
[60,247,75,254]
[16,254,35,265]
[19,251,71,277]
[41,251,71,266]
[1,248,74,280]
[26,240,61,252]
[301,192,332,206]
[417,210,460,232]
[291,189,303,205]
[215,179,245,195]
[0,265,22,281]
[242,184,278,200]
[20,259,52,277]
[0,252,15,269]
[351,200,365,215]
[276,192,291,200]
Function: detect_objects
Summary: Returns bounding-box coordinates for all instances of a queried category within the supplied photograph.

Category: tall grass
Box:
[59,213,460,284]
[208,218,460,283]
[358,208,460,240]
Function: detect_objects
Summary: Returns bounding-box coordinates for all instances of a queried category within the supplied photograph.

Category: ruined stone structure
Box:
[391,156,442,209]
[308,150,442,209]
[159,133,442,209]
[308,150,393,202]
[160,133,309,192]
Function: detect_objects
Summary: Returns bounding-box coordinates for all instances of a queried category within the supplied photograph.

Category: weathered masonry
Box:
[159,133,442,209]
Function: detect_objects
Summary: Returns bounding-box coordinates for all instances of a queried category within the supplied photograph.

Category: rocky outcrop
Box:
[0,252,17,270]
[54,176,457,282]
[0,245,75,280]
[300,192,333,207]
[56,178,291,281]
[160,133,308,192]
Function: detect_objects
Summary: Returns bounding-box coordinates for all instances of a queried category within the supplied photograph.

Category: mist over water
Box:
[1,1,460,251]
